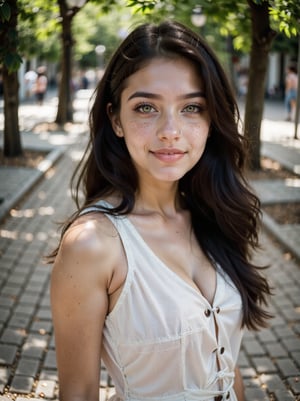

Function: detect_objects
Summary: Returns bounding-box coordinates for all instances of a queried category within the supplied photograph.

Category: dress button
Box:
[214,396,222,401]
[226,392,230,399]
[215,306,220,313]
[204,309,211,317]
[220,346,225,354]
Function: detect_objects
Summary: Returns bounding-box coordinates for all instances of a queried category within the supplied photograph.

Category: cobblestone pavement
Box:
[0,94,299,400]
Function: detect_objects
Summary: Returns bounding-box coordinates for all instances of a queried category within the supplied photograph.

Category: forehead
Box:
[122,57,204,95]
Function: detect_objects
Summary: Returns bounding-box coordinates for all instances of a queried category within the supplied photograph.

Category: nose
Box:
[157,112,181,141]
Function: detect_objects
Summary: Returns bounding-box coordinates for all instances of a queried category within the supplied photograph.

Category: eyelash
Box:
[182,104,206,113]
[134,102,206,114]
[134,102,156,113]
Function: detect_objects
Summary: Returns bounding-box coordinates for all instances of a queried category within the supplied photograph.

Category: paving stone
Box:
[256,329,277,343]
[237,350,249,367]
[252,356,277,373]
[242,330,256,340]
[13,304,36,316]
[281,337,300,352]
[0,367,10,392]
[280,307,300,321]
[29,320,52,335]
[35,308,52,320]
[292,352,300,368]
[8,314,32,329]
[273,389,295,401]
[35,379,56,399]
[12,264,32,277]
[39,369,58,381]
[1,284,22,298]
[0,308,10,323]
[19,292,41,305]
[10,375,34,394]
[44,350,57,370]
[245,387,269,401]
[241,367,257,378]
[0,343,18,364]
[0,295,15,308]
[287,376,300,394]
[265,342,288,358]
[273,326,297,339]
[21,334,48,360]
[16,358,40,377]
[276,358,300,377]
[242,339,266,356]
[259,373,287,391]
[269,315,287,326]
[0,328,26,345]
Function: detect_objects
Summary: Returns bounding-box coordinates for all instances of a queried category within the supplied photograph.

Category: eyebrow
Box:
[127,91,206,101]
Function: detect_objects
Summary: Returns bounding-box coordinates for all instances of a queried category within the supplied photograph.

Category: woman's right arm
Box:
[51,215,117,401]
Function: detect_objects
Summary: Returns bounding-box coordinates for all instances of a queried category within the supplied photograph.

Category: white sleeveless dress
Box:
[82,201,243,401]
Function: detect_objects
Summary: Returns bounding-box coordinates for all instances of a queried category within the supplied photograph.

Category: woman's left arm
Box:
[234,366,246,401]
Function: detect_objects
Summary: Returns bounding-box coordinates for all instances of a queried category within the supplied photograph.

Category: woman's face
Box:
[109,57,211,186]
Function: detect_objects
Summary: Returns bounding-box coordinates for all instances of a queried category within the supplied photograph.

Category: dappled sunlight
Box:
[22,232,34,241]
[10,208,35,218]
[261,119,296,142]
[9,206,55,218]
[69,150,85,161]
[0,227,55,242]
[285,178,300,188]
[38,206,55,216]
[38,191,47,200]
[294,165,300,175]
[36,232,49,241]
[0,229,18,239]
[38,159,54,173]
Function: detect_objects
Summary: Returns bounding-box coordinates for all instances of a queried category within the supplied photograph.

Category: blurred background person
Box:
[285,63,298,121]
[34,66,48,105]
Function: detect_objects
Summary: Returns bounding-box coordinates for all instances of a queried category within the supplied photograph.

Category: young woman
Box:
[50,20,272,401]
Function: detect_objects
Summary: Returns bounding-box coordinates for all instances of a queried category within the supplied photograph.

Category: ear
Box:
[107,103,123,137]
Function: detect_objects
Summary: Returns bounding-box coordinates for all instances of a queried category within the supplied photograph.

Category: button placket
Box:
[204,306,221,318]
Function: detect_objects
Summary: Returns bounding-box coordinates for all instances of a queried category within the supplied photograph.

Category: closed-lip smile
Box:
[152,148,185,154]
[151,148,186,162]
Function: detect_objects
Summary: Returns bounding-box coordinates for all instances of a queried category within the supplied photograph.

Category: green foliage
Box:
[127,0,299,53]
[0,0,23,72]
[0,0,11,21]
[269,0,300,37]
[17,0,61,60]
[72,2,131,68]
[127,0,157,13]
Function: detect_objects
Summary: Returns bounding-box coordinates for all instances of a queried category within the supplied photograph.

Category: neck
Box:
[134,181,182,218]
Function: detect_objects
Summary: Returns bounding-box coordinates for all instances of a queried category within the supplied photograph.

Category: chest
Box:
[129,215,217,305]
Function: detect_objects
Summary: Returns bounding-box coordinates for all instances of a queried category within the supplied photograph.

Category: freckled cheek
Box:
[186,123,210,143]
[123,121,153,153]
[125,120,154,138]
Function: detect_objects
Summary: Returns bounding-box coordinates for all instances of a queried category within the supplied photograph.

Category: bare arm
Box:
[234,366,246,401]
[51,215,118,401]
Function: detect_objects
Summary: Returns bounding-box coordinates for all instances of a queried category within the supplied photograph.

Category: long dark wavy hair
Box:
[52,20,272,330]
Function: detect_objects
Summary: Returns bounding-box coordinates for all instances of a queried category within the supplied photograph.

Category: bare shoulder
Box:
[52,212,120,290]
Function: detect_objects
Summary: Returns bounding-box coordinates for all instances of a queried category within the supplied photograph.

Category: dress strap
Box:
[78,200,136,306]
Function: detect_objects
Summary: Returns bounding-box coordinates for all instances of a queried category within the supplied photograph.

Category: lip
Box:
[151,148,186,162]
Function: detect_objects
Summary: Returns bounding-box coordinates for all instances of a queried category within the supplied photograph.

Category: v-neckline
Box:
[124,215,218,307]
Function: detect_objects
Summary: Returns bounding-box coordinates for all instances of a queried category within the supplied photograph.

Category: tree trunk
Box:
[55,0,74,124]
[244,0,276,170]
[0,0,22,157]
[3,67,22,156]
